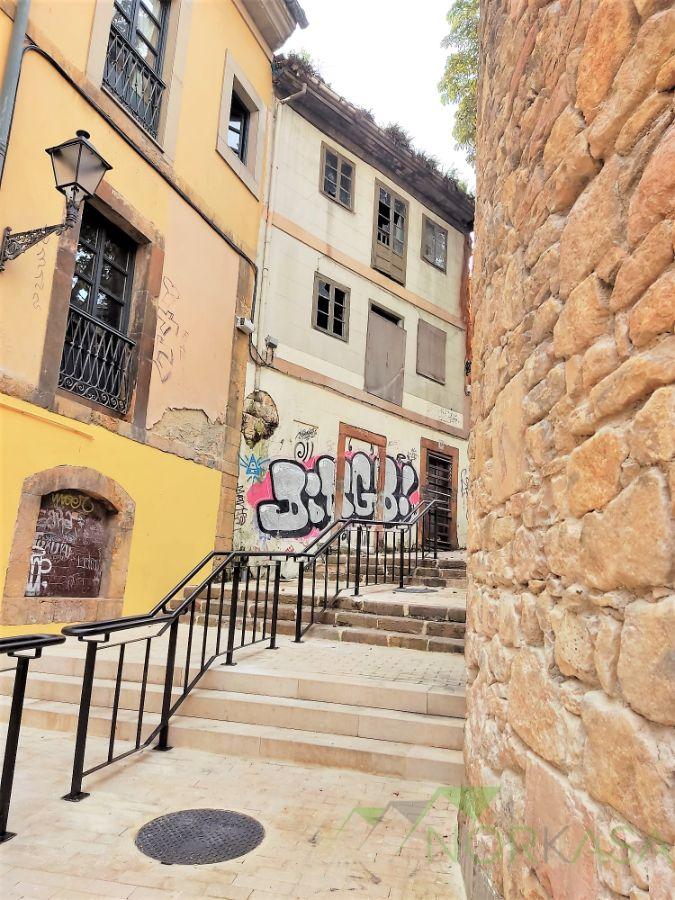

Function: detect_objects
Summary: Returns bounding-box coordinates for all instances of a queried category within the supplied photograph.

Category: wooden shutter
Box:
[364,309,407,405]
[416,320,446,384]
[371,181,408,285]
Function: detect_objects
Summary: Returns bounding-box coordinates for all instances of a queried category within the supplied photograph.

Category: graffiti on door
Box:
[246,452,420,538]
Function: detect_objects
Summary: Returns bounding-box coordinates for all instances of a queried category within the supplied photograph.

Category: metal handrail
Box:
[1,634,66,843]
[59,500,441,799]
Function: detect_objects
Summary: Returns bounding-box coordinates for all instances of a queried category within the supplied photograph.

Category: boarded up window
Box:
[372,181,408,285]
[417,320,446,384]
[25,491,112,598]
[365,306,406,405]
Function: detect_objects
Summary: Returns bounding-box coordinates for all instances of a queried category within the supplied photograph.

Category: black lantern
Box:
[46,130,112,219]
[0,131,112,271]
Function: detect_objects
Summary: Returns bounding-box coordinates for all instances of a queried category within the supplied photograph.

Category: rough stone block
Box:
[566,428,628,516]
[508,647,585,772]
[618,596,675,725]
[611,220,674,312]
[628,268,675,348]
[628,120,675,246]
[554,274,612,358]
[491,371,528,504]
[581,692,675,843]
[629,385,675,464]
[580,468,673,590]
[550,608,599,685]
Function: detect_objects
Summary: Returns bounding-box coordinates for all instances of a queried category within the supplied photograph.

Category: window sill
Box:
[216,137,262,199]
[320,189,355,213]
[101,84,167,156]
[421,255,448,274]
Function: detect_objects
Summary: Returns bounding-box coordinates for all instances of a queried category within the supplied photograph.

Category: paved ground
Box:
[236,636,467,692]
[2,728,467,899]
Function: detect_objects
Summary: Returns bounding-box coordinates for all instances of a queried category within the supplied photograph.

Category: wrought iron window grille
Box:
[104,2,168,138]
[58,307,135,413]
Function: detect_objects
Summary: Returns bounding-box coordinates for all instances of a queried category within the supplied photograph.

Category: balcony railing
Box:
[58,307,135,414]
[103,28,165,137]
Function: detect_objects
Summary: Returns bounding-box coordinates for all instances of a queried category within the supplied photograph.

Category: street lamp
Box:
[0,130,112,272]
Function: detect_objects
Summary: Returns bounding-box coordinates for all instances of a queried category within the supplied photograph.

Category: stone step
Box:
[414,566,467,579]
[306,624,465,654]
[0,695,464,783]
[321,609,466,640]
[410,576,468,589]
[335,595,467,623]
[25,648,466,717]
[0,671,463,751]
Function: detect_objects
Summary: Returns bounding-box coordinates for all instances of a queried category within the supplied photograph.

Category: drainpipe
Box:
[252,83,307,391]
[0,0,31,186]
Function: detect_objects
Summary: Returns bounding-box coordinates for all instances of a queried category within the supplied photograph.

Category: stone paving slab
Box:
[1,728,467,899]
[234,638,467,692]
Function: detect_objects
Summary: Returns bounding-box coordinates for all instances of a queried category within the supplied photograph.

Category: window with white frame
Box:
[421,215,448,271]
[217,52,267,197]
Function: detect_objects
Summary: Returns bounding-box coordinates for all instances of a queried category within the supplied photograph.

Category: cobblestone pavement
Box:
[235,637,467,691]
[1,728,466,899]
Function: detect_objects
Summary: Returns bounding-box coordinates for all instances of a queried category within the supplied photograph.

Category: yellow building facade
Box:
[0,0,306,634]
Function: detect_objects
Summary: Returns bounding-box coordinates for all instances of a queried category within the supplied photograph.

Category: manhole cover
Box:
[135,809,265,865]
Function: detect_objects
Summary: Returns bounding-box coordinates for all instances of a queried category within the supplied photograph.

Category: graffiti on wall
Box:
[247,452,420,539]
[25,491,110,598]
[153,276,190,384]
[460,468,470,520]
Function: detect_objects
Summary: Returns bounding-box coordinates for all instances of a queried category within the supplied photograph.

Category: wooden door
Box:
[420,440,458,550]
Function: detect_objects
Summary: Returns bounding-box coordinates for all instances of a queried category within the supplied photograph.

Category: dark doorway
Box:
[421,442,458,551]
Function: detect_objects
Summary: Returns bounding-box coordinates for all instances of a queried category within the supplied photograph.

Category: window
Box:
[228,92,250,162]
[422,216,448,271]
[372,181,408,284]
[217,52,267,197]
[312,275,350,341]
[321,144,355,210]
[364,304,407,405]
[417,320,447,384]
[104,0,169,137]
[59,205,136,413]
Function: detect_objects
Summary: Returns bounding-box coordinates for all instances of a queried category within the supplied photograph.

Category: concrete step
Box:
[306,624,465,654]
[0,671,463,751]
[23,649,466,718]
[321,609,465,640]
[0,695,464,783]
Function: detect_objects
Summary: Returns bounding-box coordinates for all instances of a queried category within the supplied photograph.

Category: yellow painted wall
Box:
[0,1,277,633]
[0,395,221,636]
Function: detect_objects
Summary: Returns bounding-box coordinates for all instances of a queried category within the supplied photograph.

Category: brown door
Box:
[424,448,457,550]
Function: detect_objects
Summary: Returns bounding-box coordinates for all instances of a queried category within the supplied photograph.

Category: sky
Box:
[281,0,475,191]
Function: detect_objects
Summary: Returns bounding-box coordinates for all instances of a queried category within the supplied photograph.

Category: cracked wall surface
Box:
[465,1,674,898]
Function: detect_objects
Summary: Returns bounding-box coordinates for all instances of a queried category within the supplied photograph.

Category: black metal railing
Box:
[104,28,165,137]
[59,501,440,799]
[58,307,135,413]
[293,499,439,641]
[0,634,66,843]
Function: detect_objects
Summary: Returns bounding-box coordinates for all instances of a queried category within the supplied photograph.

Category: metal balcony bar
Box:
[103,28,165,137]
[58,306,135,413]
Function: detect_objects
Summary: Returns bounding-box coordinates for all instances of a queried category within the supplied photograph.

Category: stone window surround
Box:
[37,179,165,432]
[86,0,193,161]
[1,466,135,625]
[217,49,267,199]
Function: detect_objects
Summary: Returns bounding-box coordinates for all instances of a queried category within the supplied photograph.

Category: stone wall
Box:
[465,1,674,898]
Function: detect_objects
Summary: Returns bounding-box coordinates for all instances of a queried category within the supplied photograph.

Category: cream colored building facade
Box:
[235,59,474,554]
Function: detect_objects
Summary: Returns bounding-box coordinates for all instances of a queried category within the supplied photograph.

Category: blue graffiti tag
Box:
[239,453,269,483]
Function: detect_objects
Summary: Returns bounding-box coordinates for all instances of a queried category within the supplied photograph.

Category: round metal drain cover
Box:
[135,809,264,865]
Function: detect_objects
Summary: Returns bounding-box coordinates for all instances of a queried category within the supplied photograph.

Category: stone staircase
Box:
[187,552,468,654]
[0,636,466,784]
